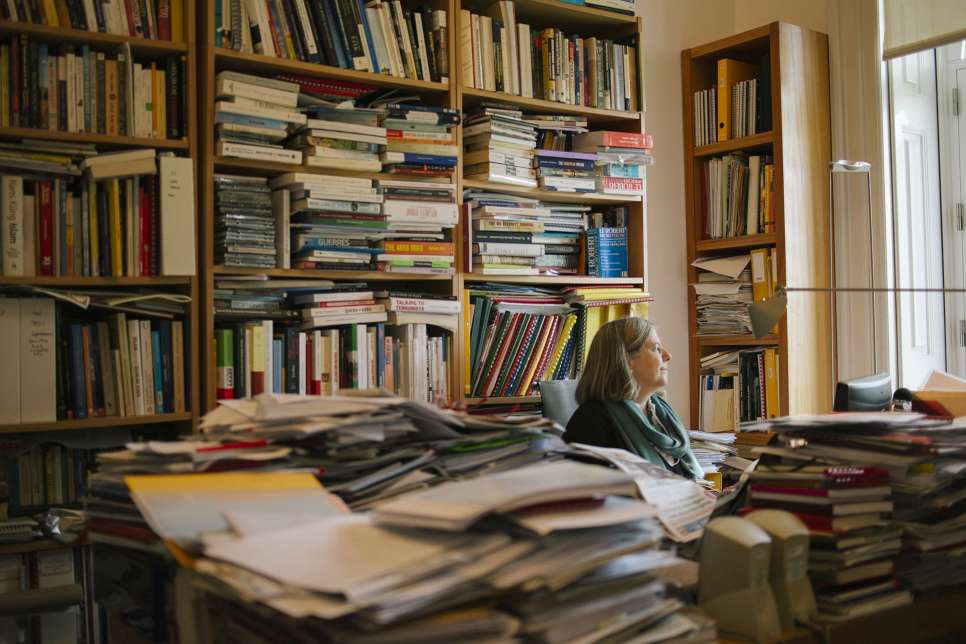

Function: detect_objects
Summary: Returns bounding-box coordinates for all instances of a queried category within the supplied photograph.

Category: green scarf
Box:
[600,395,704,480]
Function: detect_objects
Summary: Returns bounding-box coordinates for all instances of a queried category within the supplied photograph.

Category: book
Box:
[159,156,196,275]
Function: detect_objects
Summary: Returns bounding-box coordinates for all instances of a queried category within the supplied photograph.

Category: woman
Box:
[565,317,703,480]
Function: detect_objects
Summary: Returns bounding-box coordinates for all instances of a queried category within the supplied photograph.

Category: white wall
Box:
[637,0,735,414]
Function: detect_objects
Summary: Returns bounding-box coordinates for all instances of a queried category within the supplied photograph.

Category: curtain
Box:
[883,0,966,59]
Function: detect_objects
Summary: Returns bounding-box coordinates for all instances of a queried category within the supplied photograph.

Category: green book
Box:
[215,328,234,399]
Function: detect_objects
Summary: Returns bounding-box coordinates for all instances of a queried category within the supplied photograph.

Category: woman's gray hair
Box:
[575,317,654,404]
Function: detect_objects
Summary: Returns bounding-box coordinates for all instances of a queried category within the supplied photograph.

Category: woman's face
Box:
[628,330,671,395]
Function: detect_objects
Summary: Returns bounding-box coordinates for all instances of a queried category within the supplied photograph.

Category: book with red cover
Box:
[747,497,893,516]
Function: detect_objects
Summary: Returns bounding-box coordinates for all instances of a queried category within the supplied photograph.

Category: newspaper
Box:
[570,444,714,542]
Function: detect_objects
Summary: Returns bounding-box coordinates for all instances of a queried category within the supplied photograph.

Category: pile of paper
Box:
[175,461,707,642]
[691,255,752,335]
[750,411,966,617]
[688,431,737,474]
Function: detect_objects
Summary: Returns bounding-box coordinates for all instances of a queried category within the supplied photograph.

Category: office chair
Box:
[538,379,579,428]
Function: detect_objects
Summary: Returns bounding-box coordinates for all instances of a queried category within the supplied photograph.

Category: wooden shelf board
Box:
[0,412,193,435]
[464,395,541,405]
[0,539,77,556]
[214,49,450,93]
[212,266,453,281]
[0,127,189,150]
[0,20,189,54]
[212,157,447,184]
[688,24,772,60]
[0,276,192,287]
[696,334,780,347]
[460,0,637,30]
[463,274,644,285]
[462,178,642,204]
[694,131,773,157]
[460,87,641,125]
[695,233,777,253]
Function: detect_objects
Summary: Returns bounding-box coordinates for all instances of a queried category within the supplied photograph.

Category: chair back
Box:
[538,379,579,428]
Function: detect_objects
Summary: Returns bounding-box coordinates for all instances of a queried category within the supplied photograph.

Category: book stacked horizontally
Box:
[528,114,596,193]
[289,105,387,172]
[687,430,737,475]
[465,190,588,276]
[294,286,388,330]
[380,105,460,177]
[746,457,909,622]
[463,105,538,187]
[214,72,305,164]
[377,290,460,332]
[214,174,276,269]
[373,179,458,275]
[574,131,653,196]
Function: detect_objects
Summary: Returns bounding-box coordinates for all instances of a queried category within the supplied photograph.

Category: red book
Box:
[123,0,137,37]
[149,177,159,276]
[599,176,644,192]
[305,334,315,394]
[530,316,562,387]
[577,131,654,149]
[81,325,95,418]
[157,0,171,40]
[38,181,54,275]
[139,186,151,276]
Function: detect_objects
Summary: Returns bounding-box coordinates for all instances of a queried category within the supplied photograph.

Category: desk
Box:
[719,584,966,644]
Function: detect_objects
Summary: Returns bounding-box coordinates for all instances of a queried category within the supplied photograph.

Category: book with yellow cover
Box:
[716,58,758,142]
[764,348,779,418]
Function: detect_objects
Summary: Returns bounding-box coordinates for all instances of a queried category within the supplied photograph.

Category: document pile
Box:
[748,411,966,619]
[691,255,752,335]
[688,431,737,474]
[186,461,705,642]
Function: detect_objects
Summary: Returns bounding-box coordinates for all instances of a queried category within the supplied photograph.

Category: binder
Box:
[716,58,757,142]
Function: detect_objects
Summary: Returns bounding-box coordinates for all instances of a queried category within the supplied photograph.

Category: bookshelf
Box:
[681,22,833,427]
[196,0,648,411]
[0,3,199,641]
[0,2,200,433]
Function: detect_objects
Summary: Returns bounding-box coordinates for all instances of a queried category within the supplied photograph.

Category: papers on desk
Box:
[569,444,715,542]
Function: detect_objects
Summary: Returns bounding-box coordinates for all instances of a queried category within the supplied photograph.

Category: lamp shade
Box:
[749,290,788,339]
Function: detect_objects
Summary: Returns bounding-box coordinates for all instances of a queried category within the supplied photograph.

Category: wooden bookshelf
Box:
[197,0,647,410]
[0,5,200,431]
[464,395,541,405]
[682,22,833,426]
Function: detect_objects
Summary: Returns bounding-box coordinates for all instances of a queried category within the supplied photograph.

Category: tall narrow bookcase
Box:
[197,0,649,411]
[681,22,833,426]
[0,3,199,640]
[455,0,649,406]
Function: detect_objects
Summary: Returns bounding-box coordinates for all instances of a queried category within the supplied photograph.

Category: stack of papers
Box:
[188,460,703,642]
[688,431,737,474]
[691,255,752,335]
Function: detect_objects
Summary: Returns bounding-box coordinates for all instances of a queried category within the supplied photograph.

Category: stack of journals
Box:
[574,131,653,195]
[0,297,188,425]
[378,290,460,330]
[694,57,771,147]
[216,1,449,84]
[702,153,775,238]
[0,146,173,277]
[380,105,460,177]
[0,37,186,139]
[213,276,323,318]
[463,105,538,187]
[1,0,185,40]
[290,105,386,172]
[214,174,276,268]
[459,8,638,111]
[691,254,753,335]
[464,190,587,276]
[214,72,305,164]
[295,287,388,329]
[529,113,594,192]
[697,348,779,431]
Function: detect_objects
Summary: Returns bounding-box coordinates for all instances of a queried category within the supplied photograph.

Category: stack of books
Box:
[731,77,759,138]
[574,130,652,195]
[380,105,460,177]
[694,86,718,146]
[747,451,909,621]
[703,153,775,238]
[463,105,537,187]
[214,174,276,269]
[0,38,187,139]
[529,114,594,192]
[214,72,304,165]
[295,287,388,330]
[1,0,185,40]
[215,1,449,84]
[290,105,386,172]
[375,179,457,275]
[0,297,188,424]
[465,190,587,276]
[459,8,638,111]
